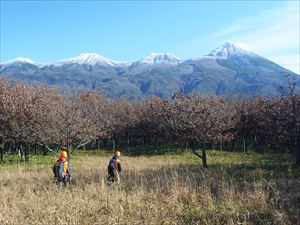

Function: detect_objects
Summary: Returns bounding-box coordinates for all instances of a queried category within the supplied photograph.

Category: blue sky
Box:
[1,1,299,73]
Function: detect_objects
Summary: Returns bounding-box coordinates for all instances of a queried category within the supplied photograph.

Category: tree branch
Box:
[69,139,92,155]
[191,148,202,159]
[37,143,59,156]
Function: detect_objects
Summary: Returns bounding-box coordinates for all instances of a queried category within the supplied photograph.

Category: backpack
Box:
[108,157,118,173]
[53,160,66,180]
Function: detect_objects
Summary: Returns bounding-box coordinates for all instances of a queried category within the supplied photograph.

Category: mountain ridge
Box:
[1,42,299,99]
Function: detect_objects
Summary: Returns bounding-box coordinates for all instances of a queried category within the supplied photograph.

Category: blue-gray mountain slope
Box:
[1,42,299,98]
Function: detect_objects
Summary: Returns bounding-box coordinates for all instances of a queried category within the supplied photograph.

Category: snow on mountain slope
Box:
[208,41,253,58]
[51,53,124,67]
[138,52,181,65]
[1,57,43,67]
[0,41,299,99]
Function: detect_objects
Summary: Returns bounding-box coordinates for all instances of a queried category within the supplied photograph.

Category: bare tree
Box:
[169,93,237,168]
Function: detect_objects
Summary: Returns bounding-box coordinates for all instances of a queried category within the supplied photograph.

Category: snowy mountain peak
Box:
[140,52,180,65]
[53,53,122,67]
[208,41,252,58]
[1,57,42,66]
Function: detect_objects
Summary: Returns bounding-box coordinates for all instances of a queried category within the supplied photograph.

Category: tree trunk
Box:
[220,139,223,151]
[191,141,202,159]
[112,138,116,153]
[25,143,30,162]
[18,142,24,162]
[67,147,72,180]
[18,148,22,161]
[254,135,258,152]
[141,137,145,153]
[243,137,247,154]
[201,143,208,168]
[8,142,12,154]
[224,141,227,151]
[191,140,208,168]
[127,138,130,156]
[43,144,48,156]
[179,140,184,152]
[231,141,235,151]
[0,140,3,161]
[295,139,300,166]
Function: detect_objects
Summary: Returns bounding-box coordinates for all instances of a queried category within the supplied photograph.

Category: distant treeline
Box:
[0,78,299,167]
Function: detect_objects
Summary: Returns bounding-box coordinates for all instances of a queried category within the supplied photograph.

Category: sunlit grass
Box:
[0,150,299,224]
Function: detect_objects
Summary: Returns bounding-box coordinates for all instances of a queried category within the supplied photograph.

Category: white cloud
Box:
[211,2,300,73]
[237,5,298,52]
[269,54,300,74]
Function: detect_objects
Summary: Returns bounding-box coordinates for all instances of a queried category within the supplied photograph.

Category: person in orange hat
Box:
[53,150,70,186]
[107,149,122,183]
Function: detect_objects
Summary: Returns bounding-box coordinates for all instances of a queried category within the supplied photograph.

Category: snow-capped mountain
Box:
[51,53,123,67]
[138,52,181,65]
[117,52,181,76]
[208,41,253,59]
[1,57,43,67]
[0,42,299,98]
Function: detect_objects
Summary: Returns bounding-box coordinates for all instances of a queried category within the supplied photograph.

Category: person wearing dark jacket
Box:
[53,151,70,186]
[107,150,122,183]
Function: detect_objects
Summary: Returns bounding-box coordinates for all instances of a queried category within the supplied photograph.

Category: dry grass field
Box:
[0,150,299,225]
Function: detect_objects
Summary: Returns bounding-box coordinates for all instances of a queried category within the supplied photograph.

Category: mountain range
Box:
[1,41,299,99]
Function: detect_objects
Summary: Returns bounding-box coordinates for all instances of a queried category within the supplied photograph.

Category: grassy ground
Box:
[0,150,299,225]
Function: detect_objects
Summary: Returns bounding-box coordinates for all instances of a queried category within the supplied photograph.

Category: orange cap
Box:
[114,150,121,157]
[60,151,67,158]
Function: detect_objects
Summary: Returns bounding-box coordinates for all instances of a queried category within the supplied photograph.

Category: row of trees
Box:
[0,78,299,167]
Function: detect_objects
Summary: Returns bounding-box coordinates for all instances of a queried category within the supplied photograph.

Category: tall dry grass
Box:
[0,152,299,225]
